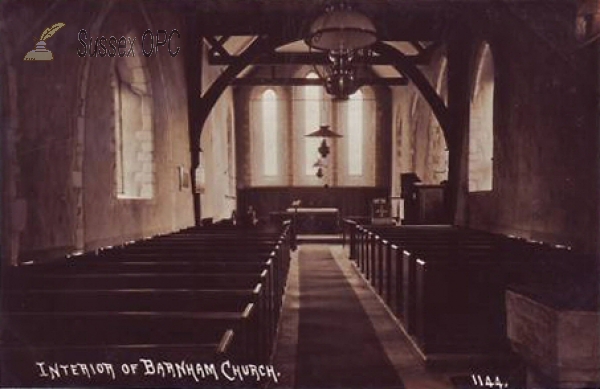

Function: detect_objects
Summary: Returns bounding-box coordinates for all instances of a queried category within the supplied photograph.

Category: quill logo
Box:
[24,23,65,61]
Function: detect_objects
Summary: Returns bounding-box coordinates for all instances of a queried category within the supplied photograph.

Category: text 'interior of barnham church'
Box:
[1,1,600,388]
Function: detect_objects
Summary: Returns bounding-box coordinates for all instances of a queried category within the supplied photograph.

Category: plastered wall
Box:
[200,45,237,221]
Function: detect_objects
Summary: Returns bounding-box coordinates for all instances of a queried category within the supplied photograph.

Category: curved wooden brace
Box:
[371,41,453,149]
[190,38,453,225]
[194,37,279,143]
[190,35,285,225]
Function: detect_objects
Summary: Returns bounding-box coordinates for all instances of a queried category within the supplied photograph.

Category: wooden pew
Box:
[354,223,592,362]
[1,221,292,387]
[0,330,234,387]
[5,272,266,290]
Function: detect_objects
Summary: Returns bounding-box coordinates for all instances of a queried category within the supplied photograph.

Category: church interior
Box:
[1,0,599,388]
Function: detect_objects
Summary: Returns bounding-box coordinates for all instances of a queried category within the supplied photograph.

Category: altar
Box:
[270,207,340,234]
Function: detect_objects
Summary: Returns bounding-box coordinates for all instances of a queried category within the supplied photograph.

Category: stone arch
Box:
[468,42,495,192]
[74,1,116,252]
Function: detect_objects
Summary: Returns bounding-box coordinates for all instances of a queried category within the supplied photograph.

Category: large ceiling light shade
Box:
[306,1,377,53]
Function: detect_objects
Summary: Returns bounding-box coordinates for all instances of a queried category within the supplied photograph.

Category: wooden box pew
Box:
[15,261,271,275]
[375,240,403,310]
[362,234,492,303]
[91,251,282,289]
[129,236,280,247]
[408,245,587,352]
[2,288,262,313]
[100,246,286,272]
[147,231,287,243]
[502,246,594,293]
[4,272,270,296]
[365,225,496,242]
[371,232,497,250]
[341,219,358,259]
[354,226,454,275]
[190,222,291,232]
[354,226,366,269]
[367,236,496,287]
[399,245,501,334]
[117,227,288,245]
[106,246,277,256]
[393,237,530,322]
[0,328,235,387]
[2,287,273,365]
[140,233,283,240]
[91,249,288,299]
[355,225,497,292]
[362,231,376,279]
[364,225,455,235]
[404,244,564,354]
[1,309,257,362]
[18,259,279,300]
[59,254,287,314]
[373,242,402,316]
[74,244,290,313]
[412,253,512,355]
[92,250,275,262]
[6,270,278,350]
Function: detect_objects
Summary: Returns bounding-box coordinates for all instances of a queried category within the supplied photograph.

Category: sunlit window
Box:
[113,53,154,199]
[348,90,364,175]
[304,73,321,175]
[261,89,278,176]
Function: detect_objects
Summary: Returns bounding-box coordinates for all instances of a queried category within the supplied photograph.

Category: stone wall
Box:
[391,4,599,253]
[0,0,194,262]
[457,5,598,253]
[390,51,449,199]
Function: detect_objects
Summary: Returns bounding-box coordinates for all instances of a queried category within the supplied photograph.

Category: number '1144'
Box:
[471,374,508,388]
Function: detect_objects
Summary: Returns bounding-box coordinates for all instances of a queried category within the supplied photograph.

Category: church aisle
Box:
[273,244,451,389]
[295,244,403,388]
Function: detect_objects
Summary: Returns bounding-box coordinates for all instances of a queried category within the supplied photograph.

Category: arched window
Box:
[469,43,495,192]
[304,72,322,175]
[347,90,364,176]
[261,89,278,176]
[113,53,154,199]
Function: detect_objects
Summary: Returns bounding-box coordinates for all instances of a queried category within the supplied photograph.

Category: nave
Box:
[0,222,532,389]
